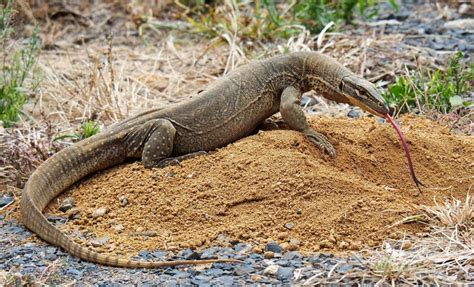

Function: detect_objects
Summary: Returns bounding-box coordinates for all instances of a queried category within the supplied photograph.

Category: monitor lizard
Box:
[21,51,390,268]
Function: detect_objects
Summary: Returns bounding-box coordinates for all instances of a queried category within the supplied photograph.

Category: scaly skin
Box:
[21,52,389,268]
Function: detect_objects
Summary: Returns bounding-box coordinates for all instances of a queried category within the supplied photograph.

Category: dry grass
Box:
[298,194,473,285]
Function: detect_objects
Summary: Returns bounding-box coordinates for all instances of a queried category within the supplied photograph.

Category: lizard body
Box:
[21,51,389,268]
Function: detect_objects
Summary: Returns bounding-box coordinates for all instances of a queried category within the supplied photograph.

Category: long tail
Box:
[21,135,238,267]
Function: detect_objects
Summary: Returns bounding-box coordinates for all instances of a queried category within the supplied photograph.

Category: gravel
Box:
[1,218,374,285]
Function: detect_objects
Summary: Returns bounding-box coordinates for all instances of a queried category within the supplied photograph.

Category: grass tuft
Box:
[0,0,40,128]
[383,51,473,115]
[299,194,474,285]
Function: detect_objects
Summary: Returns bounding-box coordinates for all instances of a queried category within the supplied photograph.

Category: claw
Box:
[305,131,336,159]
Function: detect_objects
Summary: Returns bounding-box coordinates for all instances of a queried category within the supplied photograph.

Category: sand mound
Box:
[46,115,473,256]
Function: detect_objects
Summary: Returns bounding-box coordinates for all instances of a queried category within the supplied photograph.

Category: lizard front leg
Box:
[280,86,336,158]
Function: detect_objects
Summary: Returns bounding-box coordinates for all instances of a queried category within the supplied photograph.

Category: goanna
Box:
[21,51,390,268]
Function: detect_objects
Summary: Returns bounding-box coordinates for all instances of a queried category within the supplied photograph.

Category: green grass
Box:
[0,0,41,127]
[54,120,101,142]
[383,51,473,115]
[178,0,398,43]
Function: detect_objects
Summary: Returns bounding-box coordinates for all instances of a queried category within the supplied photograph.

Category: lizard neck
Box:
[292,52,352,104]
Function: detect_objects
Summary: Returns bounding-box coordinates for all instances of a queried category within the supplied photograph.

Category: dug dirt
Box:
[42,115,472,257]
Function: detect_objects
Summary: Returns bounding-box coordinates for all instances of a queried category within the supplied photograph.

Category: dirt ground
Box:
[33,115,472,258]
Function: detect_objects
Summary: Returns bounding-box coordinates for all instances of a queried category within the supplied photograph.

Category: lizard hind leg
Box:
[125,118,177,168]
[280,86,336,158]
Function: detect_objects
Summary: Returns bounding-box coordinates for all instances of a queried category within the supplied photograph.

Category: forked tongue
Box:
[385,114,424,192]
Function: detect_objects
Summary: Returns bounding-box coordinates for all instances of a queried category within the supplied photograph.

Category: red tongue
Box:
[385,114,424,192]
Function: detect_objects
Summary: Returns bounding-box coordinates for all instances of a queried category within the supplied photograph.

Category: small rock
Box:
[119,195,128,207]
[66,207,81,220]
[59,197,75,212]
[250,274,264,282]
[349,241,362,250]
[91,207,107,218]
[338,241,349,249]
[201,247,219,259]
[234,243,251,252]
[459,3,473,16]
[151,251,168,259]
[89,236,110,247]
[401,241,412,250]
[141,230,157,237]
[215,275,234,286]
[138,250,151,259]
[336,263,353,273]
[347,109,361,118]
[185,251,201,260]
[277,232,288,240]
[284,222,294,230]
[251,246,262,253]
[206,268,224,277]
[0,195,14,208]
[283,251,301,260]
[234,265,255,276]
[66,267,82,277]
[113,224,124,233]
[264,251,274,259]
[445,19,474,30]
[46,216,66,224]
[173,271,190,279]
[277,266,294,281]
[320,240,334,249]
[263,264,279,275]
[264,242,283,253]
[289,238,301,246]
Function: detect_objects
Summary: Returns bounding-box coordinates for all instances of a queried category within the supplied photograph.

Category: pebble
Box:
[282,251,301,260]
[66,207,81,220]
[289,238,301,246]
[251,246,262,253]
[141,230,158,237]
[234,265,255,276]
[0,195,14,208]
[277,267,294,281]
[284,222,294,230]
[205,268,225,277]
[336,263,353,273]
[59,197,75,212]
[347,109,361,118]
[264,251,274,259]
[46,215,66,224]
[185,251,201,260]
[91,207,108,218]
[113,224,124,233]
[201,247,220,259]
[151,250,168,259]
[264,242,283,253]
[119,195,128,207]
[89,236,110,247]
[263,265,279,275]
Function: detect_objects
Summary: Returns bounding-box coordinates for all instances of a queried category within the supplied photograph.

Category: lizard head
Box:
[339,74,390,117]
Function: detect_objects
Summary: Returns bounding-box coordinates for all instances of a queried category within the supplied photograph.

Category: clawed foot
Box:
[303,129,336,159]
[156,151,208,168]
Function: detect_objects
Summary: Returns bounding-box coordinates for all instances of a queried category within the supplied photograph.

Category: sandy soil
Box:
[38,115,473,258]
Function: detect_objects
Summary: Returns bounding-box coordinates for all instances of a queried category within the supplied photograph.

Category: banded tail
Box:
[21,134,238,267]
